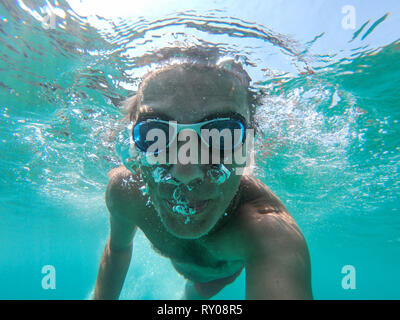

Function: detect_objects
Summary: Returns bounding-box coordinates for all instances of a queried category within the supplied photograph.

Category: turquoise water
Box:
[0,0,399,299]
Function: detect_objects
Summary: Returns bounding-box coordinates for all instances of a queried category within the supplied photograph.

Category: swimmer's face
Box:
[136,66,251,239]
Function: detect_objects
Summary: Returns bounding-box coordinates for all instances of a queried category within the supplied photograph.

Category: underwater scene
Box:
[0,0,399,299]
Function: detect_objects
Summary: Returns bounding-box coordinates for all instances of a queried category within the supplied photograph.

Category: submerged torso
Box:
[138,216,244,282]
[111,166,286,282]
[133,183,246,282]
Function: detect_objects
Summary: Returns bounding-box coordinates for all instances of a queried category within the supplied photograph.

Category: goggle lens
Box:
[133,117,246,153]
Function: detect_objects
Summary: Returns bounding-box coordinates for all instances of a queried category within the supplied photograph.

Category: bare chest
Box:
[136,209,243,281]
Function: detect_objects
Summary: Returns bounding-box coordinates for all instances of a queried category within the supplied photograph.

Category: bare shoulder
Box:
[238,175,288,213]
[105,166,149,222]
[235,175,308,258]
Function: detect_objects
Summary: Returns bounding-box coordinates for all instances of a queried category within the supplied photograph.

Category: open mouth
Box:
[166,199,210,214]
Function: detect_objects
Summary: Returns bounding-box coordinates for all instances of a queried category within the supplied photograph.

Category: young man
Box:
[93,53,313,300]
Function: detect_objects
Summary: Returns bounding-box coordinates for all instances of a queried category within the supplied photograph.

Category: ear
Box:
[122,94,139,122]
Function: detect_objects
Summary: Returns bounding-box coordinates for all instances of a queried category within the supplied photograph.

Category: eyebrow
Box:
[136,111,173,122]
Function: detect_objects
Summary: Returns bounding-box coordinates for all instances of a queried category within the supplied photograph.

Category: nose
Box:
[170,163,204,185]
[168,130,205,185]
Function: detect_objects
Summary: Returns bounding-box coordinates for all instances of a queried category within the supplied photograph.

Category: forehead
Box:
[137,66,249,122]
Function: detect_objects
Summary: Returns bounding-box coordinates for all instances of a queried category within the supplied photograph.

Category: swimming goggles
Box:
[132,114,247,154]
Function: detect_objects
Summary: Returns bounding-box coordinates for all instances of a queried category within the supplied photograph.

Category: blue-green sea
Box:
[0,0,399,299]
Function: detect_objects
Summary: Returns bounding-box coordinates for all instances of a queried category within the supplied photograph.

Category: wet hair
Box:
[122,47,263,129]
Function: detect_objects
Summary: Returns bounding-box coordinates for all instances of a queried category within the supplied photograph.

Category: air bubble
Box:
[139,184,149,196]
[146,197,153,207]
[207,164,231,184]
[152,167,168,183]
[172,204,196,216]
[151,166,179,185]
[172,186,188,204]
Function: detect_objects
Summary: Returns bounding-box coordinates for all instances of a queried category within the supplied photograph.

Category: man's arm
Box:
[243,210,313,300]
[93,214,136,300]
[93,171,137,300]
